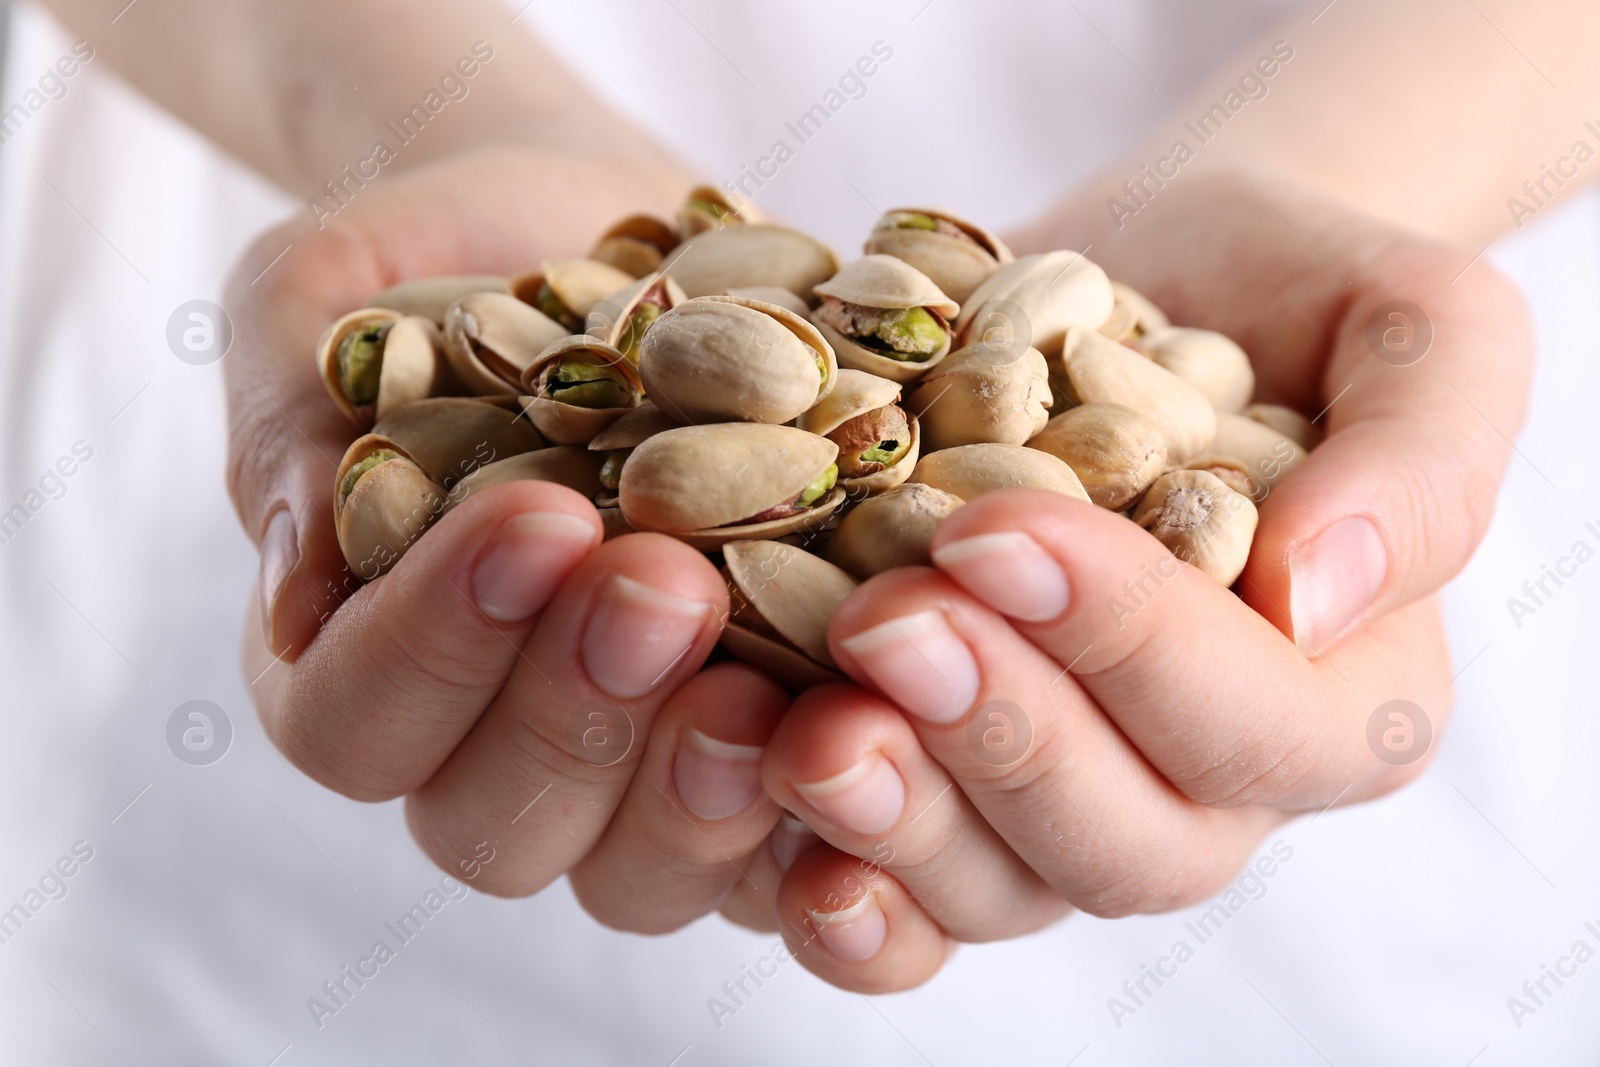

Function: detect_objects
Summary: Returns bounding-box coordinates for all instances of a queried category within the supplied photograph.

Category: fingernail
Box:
[808,894,887,963]
[932,532,1069,622]
[1289,516,1387,654]
[582,574,712,698]
[771,812,818,871]
[471,512,598,623]
[838,610,979,724]
[260,507,299,651]
[794,755,905,835]
[674,728,764,821]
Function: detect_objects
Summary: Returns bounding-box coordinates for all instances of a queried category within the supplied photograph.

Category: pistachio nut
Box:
[519,335,643,445]
[825,482,963,579]
[721,539,858,689]
[372,396,544,489]
[1184,455,1265,501]
[905,343,1051,451]
[797,368,919,492]
[676,184,762,238]
[366,275,508,324]
[664,224,840,302]
[955,251,1115,356]
[1099,281,1171,342]
[590,214,680,279]
[910,443,1089,503]
[317,309,455,429]
[584,272,687,365]
[1133,469,1259,586]
[725,286,811,317]
[442,291,568,396]
[588,400,681,452]
[445,446,608,511]
[334,434,447,580]
[1056,326,1216,464]
[1027,402,1167,511]
[598,506,634,542]
[1207,411,1305,491]
[862,208,1014,305]
[639,296,837,425]
[509,259,637,333]
[1245,403,1323,450]
[811,255,960,384]
[618,423,845,548]
[1138,327,1255,413]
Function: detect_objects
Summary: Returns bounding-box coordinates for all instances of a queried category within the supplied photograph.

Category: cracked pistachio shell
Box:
[590,214,680,278]
[1099,282,1171,342]
[1207,412,1305,490]
[442,291,569,396]
[676,183,763,237]
[863,208,1013,305]
[725,286,811,317]
[318,309,455,429]
[639,296,836,425]
[334,434,447,581]
[588,400,680,451]
[518,335,644,446]
[1133,470,1258,586]
[722,539,858,686]
[910,443,1089,504]
[1139,327,1255,413]
[664,224,840,302]
[445,446,607,511]
[618,423,843,546]
[1056,326,1216,464]
[905,343,1052,451]
[366,275,508,324]
[825,482,964,579]
[1245,403,1322,450]
[811,255,960,384]
[1027,402,1167,511]
[798,369,919,493]
[509,259,637,330]
[372,396,544,489]
[583,272,687,355]
[955,251,1115,356]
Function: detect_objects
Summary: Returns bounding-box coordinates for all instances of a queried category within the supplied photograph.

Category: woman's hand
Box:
[742,173,1532,991]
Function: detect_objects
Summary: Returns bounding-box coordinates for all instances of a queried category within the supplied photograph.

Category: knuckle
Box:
[1171,727,1321,809]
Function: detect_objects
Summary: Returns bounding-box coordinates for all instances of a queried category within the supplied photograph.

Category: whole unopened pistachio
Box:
[442,291,568,396]
[1057,326,1216,463]
[1133,470,1258,586]
[862,208,1013,305]
[334,434,447,580]
[955,251,1115,356]
[1208,411,1305,491]
[1245,403,1323,450]
[665,224,839,302]
[318,309,454,429]
[905,343,1051,451]
[1027,402,1167,510]
[798,369,919,492]
[1099,282,1171,343]
[825,482,964,579]
[1139,327,1255,413]
[372,396,543,488]
[910,443,1089,503]
[721,539,858,689]
[590,214,680,279]
[366,276,508,324]
[510,259,637,333]
[812,255,959,384]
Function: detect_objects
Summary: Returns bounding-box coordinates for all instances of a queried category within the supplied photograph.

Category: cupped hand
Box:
[743,173,1532,991]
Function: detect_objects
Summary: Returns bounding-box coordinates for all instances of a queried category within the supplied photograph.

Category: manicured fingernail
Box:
[809,894,887,963]
[583,574,712,698]
[794,755,904,835]
[838,610,979,724]
[932,532,1069,622]
[260,507,299,651]
[674,729,764,821]
[471,512,598,623]
[1289,516,1387,654]
[771,812,818,871]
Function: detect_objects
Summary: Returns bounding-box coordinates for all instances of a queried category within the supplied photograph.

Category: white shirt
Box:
[1,1,1597,1063]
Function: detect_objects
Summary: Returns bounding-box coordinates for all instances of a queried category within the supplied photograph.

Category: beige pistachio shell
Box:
[588,400,680,451]
[1133,470,1259,586]
[639,296,836,425]
[442,291,569,396]
[372,397,543,488]
[317,309,455,429]
[825,482,964,579]
[1245,403,1323,450]
[1027,402,1167,511]
[664,224,840,302]
[677,184,763,237]
[590,214,680,278]
[509,259,637,330]
[905,344,1051,451]
[583,272,687,354]
[334,434,447,580]
[1184,455,1266,501]
[672,489,845,551]
[814,255,960,320]
[726,286,811,317]
[1057,326,1216,463]
[910,443,1089,504]
[518,335,643,445]
[366,275,508,324]
[863,208,1013,305]
[598,506,634,542]
[724,540,858,667]
[445,446,607,510]
[955,252,1115,356]
[719,626,843,690]
[798,368,903,436]
[1099,282,1171,342]
[619,423,838,534]
[1207,412,1305,490]
[1139,327,1255,413]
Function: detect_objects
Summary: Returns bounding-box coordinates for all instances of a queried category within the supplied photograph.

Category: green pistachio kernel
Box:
[858,438,907,468]
[893,213,939,232]
[689,197,733,221]
[873,306,946,360]
[599,450,629,491]
[534,282,580,330]
[797,463,838,508]
[339,449,399,504]
[337,321,393,406]
[546,359,632,409]
[617,301,663,363]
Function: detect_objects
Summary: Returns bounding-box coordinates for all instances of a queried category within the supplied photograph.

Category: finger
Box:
[252,480,601,800]
[774,845,950,995]
[717,815,821,933]
[406,533,729,898]
[763,685,1069,941]
[569,664,789,934]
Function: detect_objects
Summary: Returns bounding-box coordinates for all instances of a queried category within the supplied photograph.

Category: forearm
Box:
[37,0,692,198]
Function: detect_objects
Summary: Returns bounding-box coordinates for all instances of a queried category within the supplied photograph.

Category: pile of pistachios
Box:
[319,186,1321,688]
